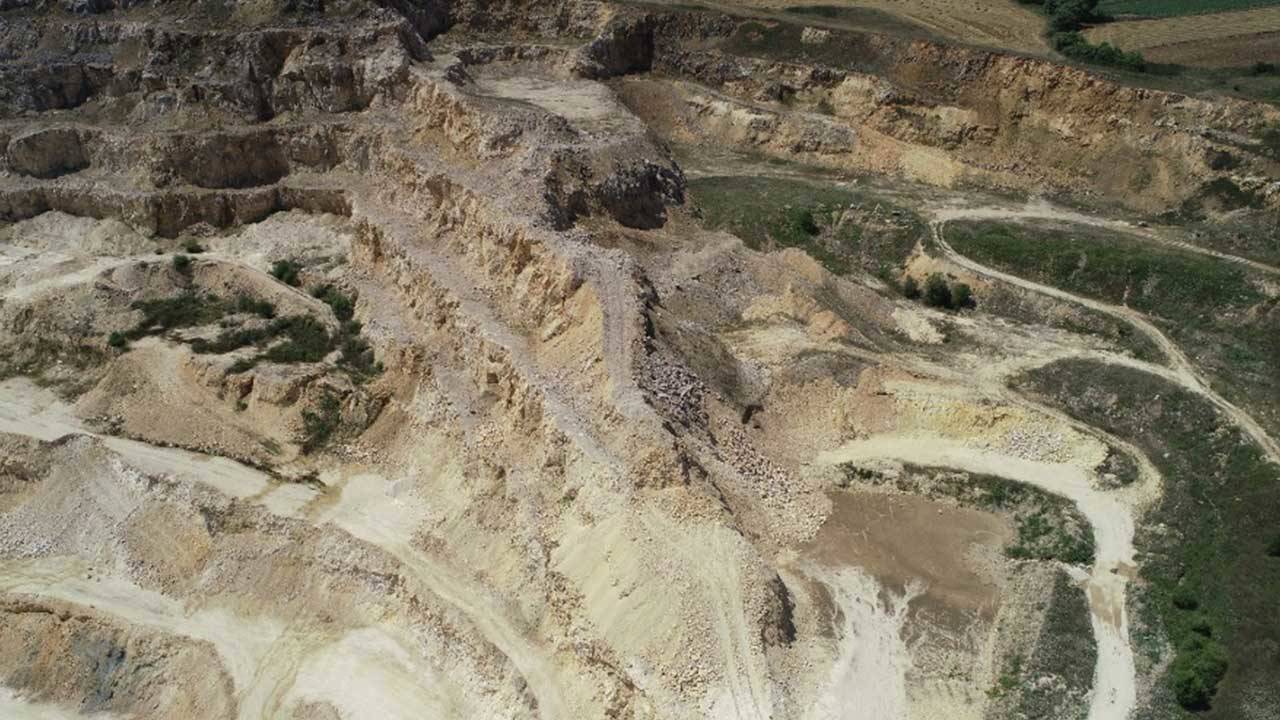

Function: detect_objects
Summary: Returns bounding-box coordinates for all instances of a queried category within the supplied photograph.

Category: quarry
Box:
[1,1,1278,719]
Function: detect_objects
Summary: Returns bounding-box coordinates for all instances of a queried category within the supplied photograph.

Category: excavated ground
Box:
[1,2,1278,720]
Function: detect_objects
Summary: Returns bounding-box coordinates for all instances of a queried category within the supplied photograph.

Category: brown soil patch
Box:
[804,490,1011,623]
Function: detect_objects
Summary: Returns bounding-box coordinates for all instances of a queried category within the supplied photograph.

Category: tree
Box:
[923,273,953,309]
[1045,0,1097,32]
[951,282,974,309]
[902,275,921,299]
[1170,637,1228,710]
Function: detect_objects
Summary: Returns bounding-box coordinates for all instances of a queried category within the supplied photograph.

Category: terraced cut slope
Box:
[1,2,1279,720]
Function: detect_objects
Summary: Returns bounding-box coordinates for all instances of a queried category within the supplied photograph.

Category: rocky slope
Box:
[1,2,1276,719]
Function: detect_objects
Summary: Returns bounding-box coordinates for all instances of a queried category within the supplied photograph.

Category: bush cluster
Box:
[301,392,342,454]
[1052,31,1146,71]
[1019,0,1148,71]
[270,259,302,287]
[903,273,974,310]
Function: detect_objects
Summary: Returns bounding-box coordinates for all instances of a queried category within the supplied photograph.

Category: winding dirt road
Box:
[930,212,1280,466]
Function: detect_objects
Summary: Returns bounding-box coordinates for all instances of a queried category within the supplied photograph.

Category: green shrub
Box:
[190,325,271,355]
[924,273,953,309]
[772,206,820,246]
[235,295,276,319]
[301,392,342,453]
[312,284,355,322]
[951,282,974,309]
[128,293,225,338]
[1172,585,1200,610]
[184,241,205,254]
[270,259,302,287]
[1170,636,1228,710]
[1052,31,1147,71]
[262,316,331,364]
[1268,534,1280,558]
[902,275,921,299]
[172,254,193,276]
[1046,0,1098,31]
[107,331,128,349]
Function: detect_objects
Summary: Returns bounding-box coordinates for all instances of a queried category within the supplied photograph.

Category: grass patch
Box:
[946,220,1261,317]
[778,4,938,37]
[689,175,924,277]
[989,653,1025,698]
[127,293,228,339]
[1016,360,1280,717]
[1019,570,1098,716]
[719,19,886,69]
[122,287,380,382]
[0,337,109,397]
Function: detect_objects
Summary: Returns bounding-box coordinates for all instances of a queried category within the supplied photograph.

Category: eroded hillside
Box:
[1,2,1278,720]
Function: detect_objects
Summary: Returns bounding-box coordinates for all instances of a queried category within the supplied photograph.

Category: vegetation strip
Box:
[1017,359,1280,716]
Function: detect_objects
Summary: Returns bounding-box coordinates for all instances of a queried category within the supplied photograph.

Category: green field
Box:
[689,175,924,278]
[1098,0,1280,18]
[944,220,1261,318]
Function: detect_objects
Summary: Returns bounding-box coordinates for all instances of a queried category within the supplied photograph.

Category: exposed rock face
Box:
[6,127,89,178]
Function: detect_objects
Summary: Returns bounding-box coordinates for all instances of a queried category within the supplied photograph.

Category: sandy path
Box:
[0,555,295,719]
[818,436,1138,720]
[0,377,270,500]
[640,0,1050,54]
[930,215,1280,466]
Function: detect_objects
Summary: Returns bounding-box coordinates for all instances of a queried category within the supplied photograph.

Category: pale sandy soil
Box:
[806,567,918,720]
[0,688,118,720]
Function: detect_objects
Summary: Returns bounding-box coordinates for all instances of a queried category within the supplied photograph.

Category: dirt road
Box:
[819,436,1140,720]
[929,211,1280,466]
